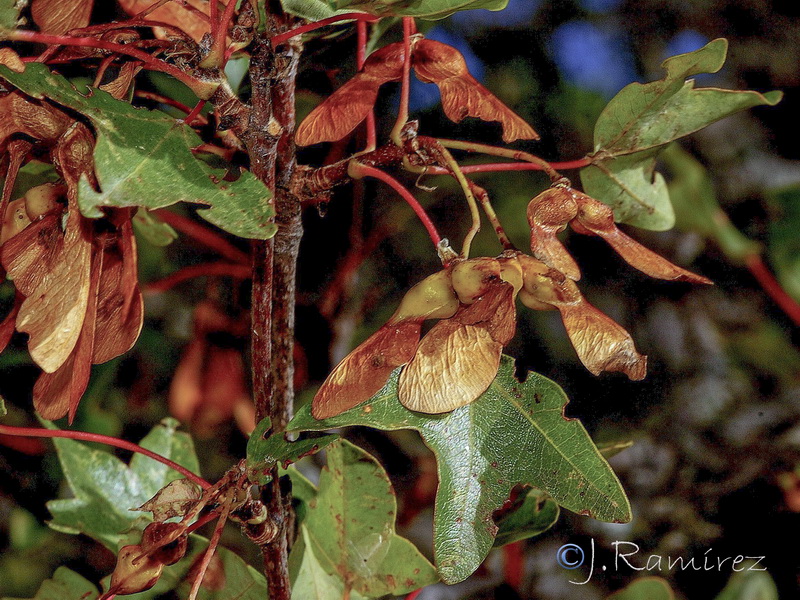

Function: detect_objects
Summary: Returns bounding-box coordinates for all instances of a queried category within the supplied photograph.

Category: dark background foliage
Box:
[2,0,799,598]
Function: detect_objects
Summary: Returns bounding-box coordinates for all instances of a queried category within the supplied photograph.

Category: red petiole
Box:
[0,424,211,490]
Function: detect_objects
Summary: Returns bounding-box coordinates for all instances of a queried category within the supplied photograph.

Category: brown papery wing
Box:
[16,201,92,373]
[1,214,63,295]
[557,301,647,381]
[118,0,225,42]
[413,40,538,143]
[399,319,501,414]
[33,250,101,422]
[532,269,647,380]
[312,319,422,419]
[92,238,144,363]
[31,0,93,34]
[456,283,517,346]
[571,191,712,285]
[527,187,581,280]
[296,42,405,146]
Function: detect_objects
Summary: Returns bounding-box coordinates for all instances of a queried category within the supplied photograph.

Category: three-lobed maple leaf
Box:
[296,38,538,146]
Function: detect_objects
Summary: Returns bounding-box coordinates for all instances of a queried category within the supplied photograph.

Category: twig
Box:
[270,12,379,47]
[153,210,250,264]
[348,161,442,249]
[144,262,250,293]
[436,138,565,182]
[0,424,211,489]
[746,254,800,326]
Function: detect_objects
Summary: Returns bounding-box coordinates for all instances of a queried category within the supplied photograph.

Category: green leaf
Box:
[284,465,318,525]
[607,577,674,600]
[0,63,275,240]
[713,566,778,600]
[1,567,99,600]
[47,418,201,550]
[0,0,20,29]
[334,0,508,19]
[597,439,633,459]
[663,144,761,262]
[767,184,800,303]
[299,439,438,596]
[582,38,781,230]
[289,356,631,584]
[4,161,60,201]
[247,417,338,478]
[280,0,356,20]
[132,209,178,247]
[493,489,559,547]
[289,526,370,600]
[0,395,5,417]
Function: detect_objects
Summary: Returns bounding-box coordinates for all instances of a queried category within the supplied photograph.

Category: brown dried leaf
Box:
[399,320,502,413]
[117,0,223,43]
[32,250,101,421]
[53,121,97,198]
[99,62,143,100]
[571,190,712,284]
[295,42,405,146]
[518,255,647,380]
[0,49,25,73]
[557,300,647,380]
[0,198,32,245]
[16,199,92,373]
[0,294,21,354]
[312,319,421,419]
[527,187,581,280]
[0,93,74,151]
[195,347,249,436]
[93,220,143,363]
[1,213,64,295]
[169,337,205,423]
[412,39,538,143]
[31,0,93,34]
[135,479,202,522]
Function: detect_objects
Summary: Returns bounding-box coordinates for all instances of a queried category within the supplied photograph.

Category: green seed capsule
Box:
[24,183,63,220]
[392,270,459,322]
[450,257,501,305]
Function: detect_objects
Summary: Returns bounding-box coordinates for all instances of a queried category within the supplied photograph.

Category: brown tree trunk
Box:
[245,12,301,600]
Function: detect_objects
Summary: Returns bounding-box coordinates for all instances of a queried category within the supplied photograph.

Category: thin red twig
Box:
[4,30,207,94]
[270,12,380,47]
[153,210,250,264]
[0,424,211,489]
[746,254,800,326]
[357,19,376,150]
[405,589,423,600]
[349,162,442,249]
[145,262,251,293]
[183,100,207,127]
[503,541,524,591]
[134,91,210,125]
[208,0,238,68]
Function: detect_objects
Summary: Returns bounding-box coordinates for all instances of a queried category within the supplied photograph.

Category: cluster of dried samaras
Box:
[312,184,711,419]
[0,50,142,422]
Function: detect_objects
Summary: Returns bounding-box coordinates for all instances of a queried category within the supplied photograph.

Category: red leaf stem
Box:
[349,162,442,249]
[4,29,206,93]
[357,19,376,150]
[134,91,210,125]
[746,254,800,326]
[0,424,211,489]
[270,13,379,47]
[145,262,251,293]
[153,210,250,264]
